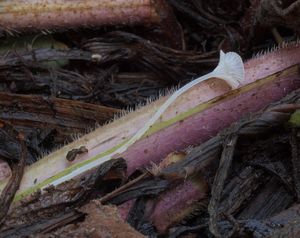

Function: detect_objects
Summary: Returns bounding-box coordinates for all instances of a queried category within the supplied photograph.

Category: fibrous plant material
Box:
[2,42,300,202]
[109,91,300,236]
[238,203,300,237]
[117,152,209,234]
[2,90,300,237]
[0,51,244,199]
[0,122,27,225]
[289,128,300,201]
[0,92,119,140]
[0,158,128,236]
[83,51,242,179]
[83,32,217,82]
[208,124,240,238]
[167,0,249,52]
[0,48,92,69]
[147,179,208,233]
[256,0,300,33]
[0,91,119,172]
[0,0,171,34]
[145,96,300,236]
[35,200,145,238]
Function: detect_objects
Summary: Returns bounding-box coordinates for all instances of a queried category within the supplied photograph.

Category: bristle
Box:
[107,84,180,124]
[251,40,300,60]
[37,144,64,161]
[184,145,195,154]
[4,28,16,37]
[86,124,97,134]
[147,161,161,176]
[36,83,180,163]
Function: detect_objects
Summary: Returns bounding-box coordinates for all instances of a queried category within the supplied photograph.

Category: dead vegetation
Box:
[1,0,300,237]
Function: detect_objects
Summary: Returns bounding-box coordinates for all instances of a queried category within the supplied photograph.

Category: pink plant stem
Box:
[122,45,300,175]
[117,181,207,233]
[0,0,167,32]
[117,44,300,226]
[148,181,208,233]
[3,44,300,200]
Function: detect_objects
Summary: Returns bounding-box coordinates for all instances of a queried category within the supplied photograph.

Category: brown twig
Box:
[0,48,92,69]
[0,129,27,225]
[208,124,240,238]
[100,172,150,204]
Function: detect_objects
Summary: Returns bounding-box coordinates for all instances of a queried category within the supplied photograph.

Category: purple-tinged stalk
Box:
[0,50,242,200]
[2,43,300,202]
[147,179,208,233]
[121,43,300,173]
[0,0,168,34]
[45,51,244,187]
[115,152,208,233]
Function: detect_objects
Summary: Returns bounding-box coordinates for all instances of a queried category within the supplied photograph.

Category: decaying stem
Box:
[208,125,239,238]
[48,51,244,187]
[0,0,168,34]
[1,43,300,203]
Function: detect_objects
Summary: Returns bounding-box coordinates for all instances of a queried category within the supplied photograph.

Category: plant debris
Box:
[1,0,300,237]
[0,121,27,225]
[257,0,300,33]
[3,89,300,237]
[0,158,127,236]
[35,199,145,238]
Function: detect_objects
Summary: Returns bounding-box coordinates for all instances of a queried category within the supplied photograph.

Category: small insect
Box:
[66,146,88,162]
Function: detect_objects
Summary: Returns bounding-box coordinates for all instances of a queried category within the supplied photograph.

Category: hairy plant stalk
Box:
[2,43,300,202]
[0,0,168,33]
[48,51,243,187]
